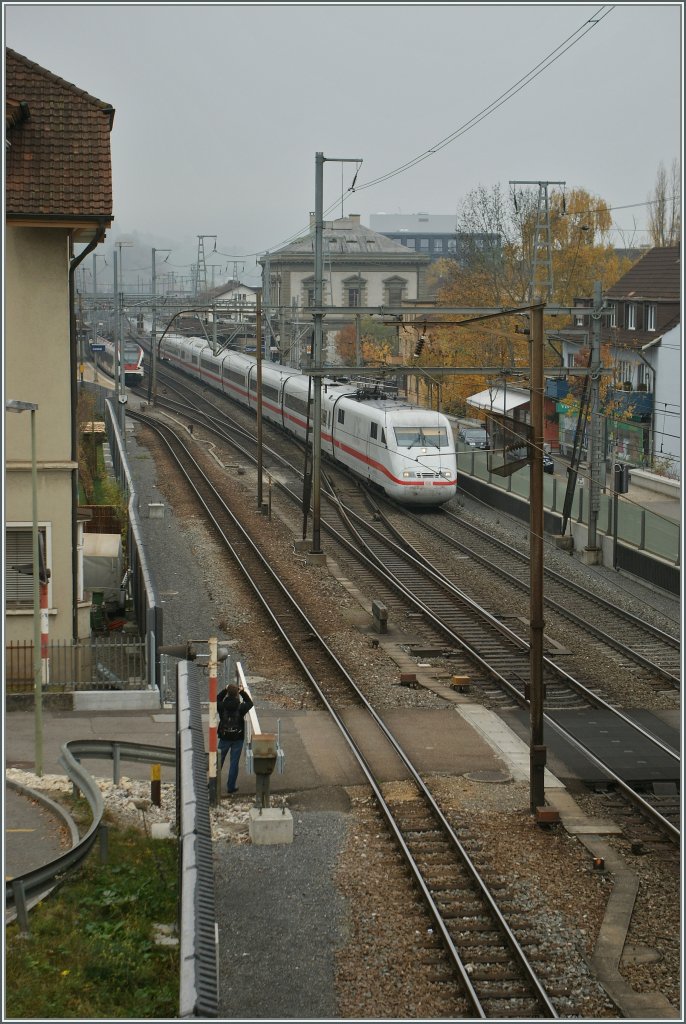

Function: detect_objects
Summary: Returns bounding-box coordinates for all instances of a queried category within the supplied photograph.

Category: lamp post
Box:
[6,399,43,776]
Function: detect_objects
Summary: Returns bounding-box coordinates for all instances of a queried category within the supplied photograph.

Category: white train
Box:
[92,337,145,386]
[159,334,458,506]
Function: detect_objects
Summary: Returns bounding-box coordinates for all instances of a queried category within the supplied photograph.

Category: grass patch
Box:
[5,825,179,1018]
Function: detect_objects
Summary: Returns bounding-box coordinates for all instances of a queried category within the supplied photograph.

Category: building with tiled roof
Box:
[6,48,114,238]
[552,247,681,476]
[5,50,115,652]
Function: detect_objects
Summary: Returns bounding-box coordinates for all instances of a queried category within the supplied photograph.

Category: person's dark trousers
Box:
[218,737,244,792]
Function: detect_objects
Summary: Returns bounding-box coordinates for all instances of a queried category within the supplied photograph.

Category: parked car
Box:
[543,452,554,474]
[459,427,490,450]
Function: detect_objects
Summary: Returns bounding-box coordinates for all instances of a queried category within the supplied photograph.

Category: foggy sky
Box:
[5,3,682,288]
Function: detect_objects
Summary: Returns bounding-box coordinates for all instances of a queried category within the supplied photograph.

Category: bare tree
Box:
[648,159,681,246]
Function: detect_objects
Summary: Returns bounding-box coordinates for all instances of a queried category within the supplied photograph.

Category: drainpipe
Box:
[69,223,107,640]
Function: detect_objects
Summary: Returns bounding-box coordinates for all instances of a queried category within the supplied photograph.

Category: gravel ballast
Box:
[108,409,681,1018]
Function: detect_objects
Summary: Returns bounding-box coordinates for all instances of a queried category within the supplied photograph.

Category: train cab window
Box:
[394,425,448,448]
[370,423,378,440]
[337,409,345,424]
[381,428,386,445]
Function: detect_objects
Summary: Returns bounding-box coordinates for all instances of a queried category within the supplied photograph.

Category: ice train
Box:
[160,334,458,506]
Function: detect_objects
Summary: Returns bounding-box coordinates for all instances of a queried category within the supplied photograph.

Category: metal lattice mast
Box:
[195,235,217,297]
[510,180,565,302]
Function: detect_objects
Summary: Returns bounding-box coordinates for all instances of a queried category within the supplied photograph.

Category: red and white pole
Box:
[208,637,218,806]
[40,579,50,687]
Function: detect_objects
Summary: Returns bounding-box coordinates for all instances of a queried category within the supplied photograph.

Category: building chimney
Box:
[310,212,315,228]
[349,214,361,224]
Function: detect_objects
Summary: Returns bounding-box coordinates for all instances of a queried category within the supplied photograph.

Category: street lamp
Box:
[6,399,43,776]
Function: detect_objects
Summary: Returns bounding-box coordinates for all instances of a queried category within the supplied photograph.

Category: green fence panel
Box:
[617,499,644,547]
[643,509,680,561]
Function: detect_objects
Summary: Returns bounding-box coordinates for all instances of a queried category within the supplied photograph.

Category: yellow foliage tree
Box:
[419,183,636,415]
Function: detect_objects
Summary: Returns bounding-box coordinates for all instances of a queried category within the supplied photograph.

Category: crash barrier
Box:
[4,672,217,1018]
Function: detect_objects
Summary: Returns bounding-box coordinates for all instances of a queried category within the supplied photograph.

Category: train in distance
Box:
[90,337,145,387]
[158,334,458,507]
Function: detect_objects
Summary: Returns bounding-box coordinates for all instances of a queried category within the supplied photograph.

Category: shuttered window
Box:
[5,528,45,605]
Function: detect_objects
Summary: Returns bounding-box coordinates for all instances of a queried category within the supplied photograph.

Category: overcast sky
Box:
[5,3,683,288]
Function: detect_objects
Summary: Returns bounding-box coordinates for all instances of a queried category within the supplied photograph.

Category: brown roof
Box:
[5,49,114,231]
[605,246,681,302]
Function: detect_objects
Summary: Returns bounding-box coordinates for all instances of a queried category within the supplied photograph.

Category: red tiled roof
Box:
[605,246,681,302]
[5,48,113,224]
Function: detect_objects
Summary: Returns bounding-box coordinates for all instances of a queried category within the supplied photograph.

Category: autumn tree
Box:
[648,159,681,246]
[417,183,635,415]
[334,318,396,365]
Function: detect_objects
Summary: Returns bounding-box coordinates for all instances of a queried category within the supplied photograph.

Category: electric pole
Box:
[150,248,171,404]
[529,301,546,813]
[585,281,604,562]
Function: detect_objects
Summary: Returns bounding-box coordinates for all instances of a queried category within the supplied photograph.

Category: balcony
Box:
[606,386,653,420]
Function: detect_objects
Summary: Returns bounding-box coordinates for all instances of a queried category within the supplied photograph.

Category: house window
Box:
[348,287,360,307]
[637,364,652,390]
[384,278,407,305]
[646,303,656,331]
[574,312,585,327]
[607,303,617,327]
[626,302,636,330]
[617,360,632,386]
[566,352,576,368]
[433,239,444,252]
[5,527,47,606]
[419,239,429,251]
[447,238,457,253]
[405,238,416,250]
[306,287,315,307]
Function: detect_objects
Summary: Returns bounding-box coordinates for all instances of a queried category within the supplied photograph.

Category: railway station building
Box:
[5,49,114,654]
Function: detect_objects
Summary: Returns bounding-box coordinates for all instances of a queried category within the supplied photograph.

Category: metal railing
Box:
[459,446,680,566]
[5,636,147,692]
[105,398,163,691]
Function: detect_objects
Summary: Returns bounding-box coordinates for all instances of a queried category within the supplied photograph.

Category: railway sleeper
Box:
[435,903,491,919]
[465,967,531,983]
[481,997,544,1017]
[477,982,540,998]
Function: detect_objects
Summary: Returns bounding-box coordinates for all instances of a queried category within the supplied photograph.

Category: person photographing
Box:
[217,683,254,795]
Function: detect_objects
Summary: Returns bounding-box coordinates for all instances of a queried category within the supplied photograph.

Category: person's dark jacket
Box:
[217,688,253,740]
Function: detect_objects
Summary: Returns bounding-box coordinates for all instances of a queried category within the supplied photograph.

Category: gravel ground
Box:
[104,410,681,1018]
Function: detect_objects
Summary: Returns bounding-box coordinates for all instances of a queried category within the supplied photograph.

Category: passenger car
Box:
[543,452,554,474]
[459,427,490,450]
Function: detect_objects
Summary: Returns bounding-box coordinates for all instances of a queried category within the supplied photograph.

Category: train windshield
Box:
[123,344,141,360]
[394,425,448,449]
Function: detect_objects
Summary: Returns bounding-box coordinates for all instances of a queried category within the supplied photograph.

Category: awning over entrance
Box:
[466,386,530,414]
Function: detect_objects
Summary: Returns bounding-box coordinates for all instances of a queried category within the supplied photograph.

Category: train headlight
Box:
[403,470,413,479]
[441,469,452,479]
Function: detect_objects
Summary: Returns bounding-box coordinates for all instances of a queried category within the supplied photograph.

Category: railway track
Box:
[132,410,561,1018]
[400,502,681,688]
[134,371,680,841]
